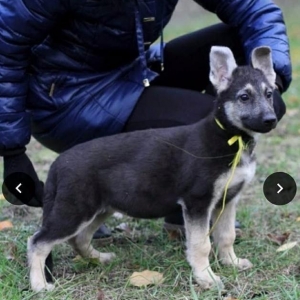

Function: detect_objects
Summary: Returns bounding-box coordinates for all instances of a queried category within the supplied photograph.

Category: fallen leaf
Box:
[276,241,297,252]
[0,194,5,200]
[166,228,183,241]
[267,232,290,245]
[5,243,17,261]
[129,270,164,287]
[223,297,238,300]
[0,220,13,231]
[97,289,105,300]
[296,217,300,222]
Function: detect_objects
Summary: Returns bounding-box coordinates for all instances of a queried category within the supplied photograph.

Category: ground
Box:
[1,1,300,299]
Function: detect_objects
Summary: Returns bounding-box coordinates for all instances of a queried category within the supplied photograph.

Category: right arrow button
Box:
[263,172,297,205]
[277,183,283,194]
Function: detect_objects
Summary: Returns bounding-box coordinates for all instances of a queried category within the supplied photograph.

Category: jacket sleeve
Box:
[195,0,292,91]
[0,0,67,153]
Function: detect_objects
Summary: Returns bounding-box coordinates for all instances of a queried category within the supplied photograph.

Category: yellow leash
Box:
[208,119,245,235]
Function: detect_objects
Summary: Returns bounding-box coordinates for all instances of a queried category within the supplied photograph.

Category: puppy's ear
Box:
[209,46,237,93]
[251,46,276,86]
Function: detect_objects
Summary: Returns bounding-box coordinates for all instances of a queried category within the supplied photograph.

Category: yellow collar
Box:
[215,118,241,146]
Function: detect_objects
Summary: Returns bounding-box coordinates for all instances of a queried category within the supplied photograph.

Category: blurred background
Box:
[167,0,298,38]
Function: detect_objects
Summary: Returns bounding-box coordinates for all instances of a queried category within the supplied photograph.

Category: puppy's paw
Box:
[45,283,55,291]
[100,252,116,263]
[195,270,224,290]
[221,256,253,270]
[235,258,253,270]
[31,281,54,292]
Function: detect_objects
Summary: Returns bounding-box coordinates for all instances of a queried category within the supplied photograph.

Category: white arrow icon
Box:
[16,183,22,194]
[277,183,283,194]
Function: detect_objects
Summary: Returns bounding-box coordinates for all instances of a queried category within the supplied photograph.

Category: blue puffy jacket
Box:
[0,0,292,153]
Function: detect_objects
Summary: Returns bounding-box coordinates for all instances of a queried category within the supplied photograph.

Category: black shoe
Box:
[92,224,113,243]
[235,220,242,229]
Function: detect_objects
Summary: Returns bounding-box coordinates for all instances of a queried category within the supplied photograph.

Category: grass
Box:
[1,2,300,300]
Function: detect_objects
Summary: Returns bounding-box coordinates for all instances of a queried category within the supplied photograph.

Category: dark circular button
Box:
[2,172,35,205]
[263,172,297,205]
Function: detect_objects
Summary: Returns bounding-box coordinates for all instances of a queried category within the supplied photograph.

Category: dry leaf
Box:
[0,194,5,200]
[296,217,300,222]
[97,289,105,300]
[223,297,238,300]
[276,241,297,252]
[267,232,290,245]
[129,270,164,287]
[0,220,13,231]
[166,228,183,241]
[5,243,17,261]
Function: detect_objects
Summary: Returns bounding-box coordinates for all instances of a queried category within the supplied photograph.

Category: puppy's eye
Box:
[266,91,273,99]
[239,94,249,101]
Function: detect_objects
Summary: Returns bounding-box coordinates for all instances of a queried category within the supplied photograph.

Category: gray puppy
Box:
[28,46,277,292]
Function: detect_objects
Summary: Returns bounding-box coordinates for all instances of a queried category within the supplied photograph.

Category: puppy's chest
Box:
[233,152,256,185]
[213,151,256,202]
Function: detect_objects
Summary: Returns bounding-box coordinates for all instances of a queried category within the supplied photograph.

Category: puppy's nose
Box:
[263,116,277,128]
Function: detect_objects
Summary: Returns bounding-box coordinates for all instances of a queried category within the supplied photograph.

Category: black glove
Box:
[273,89,286,122]
[2,148,44,207]
[273,75,286,122]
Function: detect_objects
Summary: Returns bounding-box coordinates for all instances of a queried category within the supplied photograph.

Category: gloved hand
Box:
[273,89,286,122]
[2,148,44,207]
[273,75,286,122]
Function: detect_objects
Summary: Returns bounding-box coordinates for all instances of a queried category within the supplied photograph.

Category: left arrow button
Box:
[2,172,35,205]
[16,183,22,193]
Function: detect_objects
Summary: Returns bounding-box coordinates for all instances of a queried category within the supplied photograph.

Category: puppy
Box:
[28,46,277,292]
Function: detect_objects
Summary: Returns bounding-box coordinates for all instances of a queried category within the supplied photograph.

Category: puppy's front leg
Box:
[182,208,223,290]
[212,195,252,270]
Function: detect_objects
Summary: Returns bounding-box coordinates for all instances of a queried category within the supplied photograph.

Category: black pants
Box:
[123,23,286,225]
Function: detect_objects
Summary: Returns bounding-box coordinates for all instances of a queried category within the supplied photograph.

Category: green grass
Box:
[1,2,300,300]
